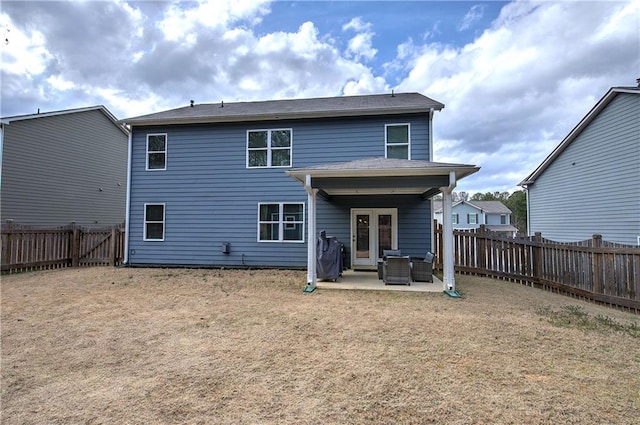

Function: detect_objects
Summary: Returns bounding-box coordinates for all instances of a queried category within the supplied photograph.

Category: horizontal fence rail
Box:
[434,223,640,313]
[1,222,125,274]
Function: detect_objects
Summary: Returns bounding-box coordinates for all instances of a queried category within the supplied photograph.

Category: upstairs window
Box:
[385,124,410,159]
[146,134,167,170]
[468,213,478,224]
[247,129,292,168]
[258,203,304,242]
[452,213,459,225]
[144,203,165,241]
[501,214,507,225]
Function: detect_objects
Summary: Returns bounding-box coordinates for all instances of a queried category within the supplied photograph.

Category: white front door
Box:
[351,208,398,269]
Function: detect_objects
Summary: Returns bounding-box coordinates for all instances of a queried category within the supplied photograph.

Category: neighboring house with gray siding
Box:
[520,85,640,246]
[1,106,128,227]
[122,93,479,274]
[433,200,517,236]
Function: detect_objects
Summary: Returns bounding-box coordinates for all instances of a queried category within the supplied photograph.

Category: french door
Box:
[350,208,398,269]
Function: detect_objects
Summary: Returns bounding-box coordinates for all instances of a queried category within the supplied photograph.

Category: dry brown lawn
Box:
[1,267,639,424]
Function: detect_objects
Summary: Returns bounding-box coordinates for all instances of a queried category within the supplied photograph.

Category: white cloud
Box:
[458,4,485,31]
[157,0,270,41]
[46,75,76,91]
[396,0,639,192]
[342,17,372,32]
[342,17,377,62]
[343,73,388,95]
[0,12,53,77]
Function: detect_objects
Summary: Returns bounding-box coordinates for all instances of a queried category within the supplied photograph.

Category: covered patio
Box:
[288,157,479,292]
[317,269,443,293]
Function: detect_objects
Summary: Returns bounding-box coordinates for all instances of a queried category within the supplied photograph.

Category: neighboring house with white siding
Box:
[1,106,129,227]
[433,200,518,236]
[519,85,640,246]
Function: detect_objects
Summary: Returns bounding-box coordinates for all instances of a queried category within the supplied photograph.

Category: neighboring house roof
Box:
[1,105,129,136]
[433,200,511,214]
[122,92,445,126]
[519,86,640,186]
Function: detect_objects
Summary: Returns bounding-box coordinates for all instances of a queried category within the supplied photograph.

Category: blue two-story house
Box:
[122,93,479,289]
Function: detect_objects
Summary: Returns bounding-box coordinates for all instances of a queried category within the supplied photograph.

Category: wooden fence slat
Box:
[1,223,124,274]
[433,223,640,313]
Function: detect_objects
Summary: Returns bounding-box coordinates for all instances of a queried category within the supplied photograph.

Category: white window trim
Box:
[384,123,411,160]
[452,213,459,225]
[146,133,167,171]
[246,129,293,168]
[468,213,478,225]
[257,202,305,243]
[144,203,165,241]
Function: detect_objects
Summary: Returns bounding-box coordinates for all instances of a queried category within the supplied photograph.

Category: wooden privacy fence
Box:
[434,223,640,313]
[1,222,125,274]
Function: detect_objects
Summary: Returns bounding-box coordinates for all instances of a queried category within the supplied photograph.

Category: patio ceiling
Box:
[287,157,480,198]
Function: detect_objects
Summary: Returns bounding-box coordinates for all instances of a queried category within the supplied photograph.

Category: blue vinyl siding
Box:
[316,195,432,268]
[127,113,433,267]
[485,213,508,226]
[528,93,640,245]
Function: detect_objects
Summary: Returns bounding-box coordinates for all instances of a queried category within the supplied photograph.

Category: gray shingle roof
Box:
[1,105,128,135]
[291,157,474,172]
[123,92,444,125]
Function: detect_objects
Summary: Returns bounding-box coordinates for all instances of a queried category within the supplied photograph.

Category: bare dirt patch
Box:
[2,267,639,424]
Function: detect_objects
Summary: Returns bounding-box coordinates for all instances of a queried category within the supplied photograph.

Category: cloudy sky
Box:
[2,0,638,194]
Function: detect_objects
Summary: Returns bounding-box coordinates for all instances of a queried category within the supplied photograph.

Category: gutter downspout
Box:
[123,127,133,264]
[0,124,5,192]
[428,108,435,254]
[304,174,318,286]
[440,171,456,292]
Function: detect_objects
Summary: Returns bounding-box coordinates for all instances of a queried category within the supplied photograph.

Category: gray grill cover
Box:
[317,231,343,281]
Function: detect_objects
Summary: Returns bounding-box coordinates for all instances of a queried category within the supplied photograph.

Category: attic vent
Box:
[190,100,194,107]
[220,100,224,108]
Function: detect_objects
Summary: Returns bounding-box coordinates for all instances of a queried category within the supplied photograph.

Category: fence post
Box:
[533,232,543,282]
[592,234,603,294]
[109,228,118,266]
[478,225,487,272]
[3,220,15,268]
[435,221,443,270]
[70,222,80,268]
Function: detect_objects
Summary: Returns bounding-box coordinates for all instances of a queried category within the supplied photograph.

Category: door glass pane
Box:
[378,214,392,258]
[356,214,370,258]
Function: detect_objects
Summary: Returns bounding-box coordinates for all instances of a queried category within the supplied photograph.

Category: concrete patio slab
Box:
[315,269,443,292]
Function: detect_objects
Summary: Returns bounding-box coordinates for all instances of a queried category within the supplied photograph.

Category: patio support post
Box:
[305,174,318,286]
[441,171,456,291]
